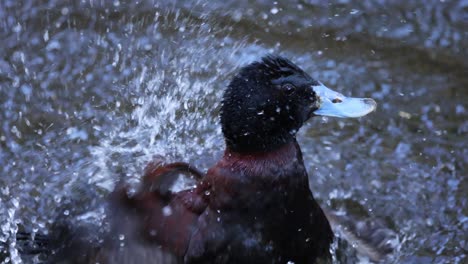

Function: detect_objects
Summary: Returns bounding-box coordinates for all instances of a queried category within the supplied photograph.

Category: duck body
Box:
[191,141,332,264]
[117,140,332,264]
[44,55,376,263]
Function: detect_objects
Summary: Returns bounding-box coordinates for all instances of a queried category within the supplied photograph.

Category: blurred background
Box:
[0,0,466,263]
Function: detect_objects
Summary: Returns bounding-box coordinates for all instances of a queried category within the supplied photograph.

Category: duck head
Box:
[220,55,376,153]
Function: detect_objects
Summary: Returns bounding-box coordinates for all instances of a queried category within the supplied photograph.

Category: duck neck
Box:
[224,131,297,154]
[205,140,311,212]
[224,139,301,164]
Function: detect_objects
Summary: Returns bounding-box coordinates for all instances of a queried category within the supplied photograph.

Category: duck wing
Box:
[35,161,207,263]
[108,160,208,259]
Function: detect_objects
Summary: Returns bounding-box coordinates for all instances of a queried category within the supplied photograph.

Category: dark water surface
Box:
[0,0,467,263]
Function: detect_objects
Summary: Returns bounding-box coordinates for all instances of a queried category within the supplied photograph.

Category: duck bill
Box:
[312,82,377,118]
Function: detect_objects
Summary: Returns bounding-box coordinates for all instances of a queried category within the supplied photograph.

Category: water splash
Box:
[87,16,260,192]
[0,196,22,264]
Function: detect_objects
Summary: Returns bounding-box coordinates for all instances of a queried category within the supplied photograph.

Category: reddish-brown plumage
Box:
[111,140,332,263]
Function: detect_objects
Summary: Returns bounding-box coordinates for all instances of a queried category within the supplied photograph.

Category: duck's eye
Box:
[282,83,296,94]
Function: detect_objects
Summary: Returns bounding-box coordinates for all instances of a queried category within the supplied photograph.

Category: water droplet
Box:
[204,190,211,196]
[119,234,125,240]
[1,187,9,195]
[43,30,49,42]
[455,104,465,114]
[61,7,69,15]
[232,11,243,22]
[11,198,19,208]
[257,110,264,115]
[12,23,22,33]
[270,7,279,15]
[63,210,69,216]
[162,206,172,216]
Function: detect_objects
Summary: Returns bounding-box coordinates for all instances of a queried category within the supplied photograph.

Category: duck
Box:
[39,55,377,263]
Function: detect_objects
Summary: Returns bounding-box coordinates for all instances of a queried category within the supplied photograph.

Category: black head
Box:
[220,56,321,153]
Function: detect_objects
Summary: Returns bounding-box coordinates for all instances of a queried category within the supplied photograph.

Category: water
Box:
[0,0,466,263]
